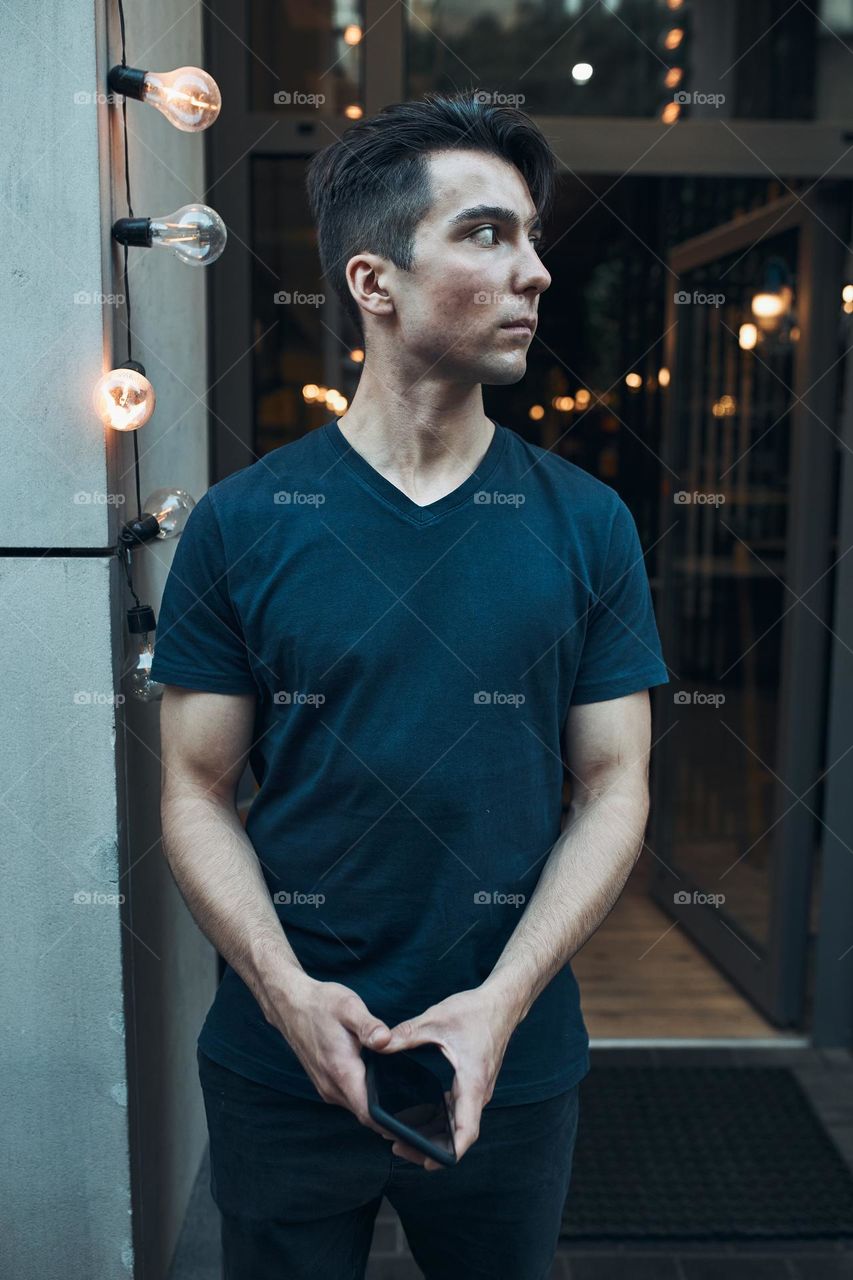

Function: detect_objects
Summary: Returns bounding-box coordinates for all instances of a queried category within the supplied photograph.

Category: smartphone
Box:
[364,1046,457,1167]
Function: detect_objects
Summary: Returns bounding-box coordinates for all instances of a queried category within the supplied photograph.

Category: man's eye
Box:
[469,226,545,248]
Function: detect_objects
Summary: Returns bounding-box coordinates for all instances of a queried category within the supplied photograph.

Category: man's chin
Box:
[478,355,528,386]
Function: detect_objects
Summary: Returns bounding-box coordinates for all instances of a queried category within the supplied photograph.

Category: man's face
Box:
[369,149,552,385]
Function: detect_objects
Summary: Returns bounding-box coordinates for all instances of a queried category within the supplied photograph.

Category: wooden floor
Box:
[572,850,785,1039]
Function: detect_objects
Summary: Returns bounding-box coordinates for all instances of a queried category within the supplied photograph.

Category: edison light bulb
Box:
[93,362,156,432]
[108,64,221,132]
[126,606,164,703]
[113,204,227,266]
[142,489,196,538]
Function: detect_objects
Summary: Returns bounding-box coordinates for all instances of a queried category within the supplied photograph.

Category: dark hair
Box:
[305,89,558,337]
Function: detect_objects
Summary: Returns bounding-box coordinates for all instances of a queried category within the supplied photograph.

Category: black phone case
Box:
[364,1047,457,1167]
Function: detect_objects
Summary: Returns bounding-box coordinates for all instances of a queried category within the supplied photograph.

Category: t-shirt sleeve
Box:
[149,490,258,695]
[570,495,670,705]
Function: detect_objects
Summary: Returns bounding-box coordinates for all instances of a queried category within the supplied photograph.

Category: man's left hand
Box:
[371,985,520,1170]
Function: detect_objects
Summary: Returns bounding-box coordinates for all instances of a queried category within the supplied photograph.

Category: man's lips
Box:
[500,319,535,333]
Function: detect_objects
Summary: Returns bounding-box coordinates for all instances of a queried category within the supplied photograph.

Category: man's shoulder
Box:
[205,426,328,519]
[500,424,622,518]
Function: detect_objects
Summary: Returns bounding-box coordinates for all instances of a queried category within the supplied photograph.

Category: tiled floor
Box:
[168,1046,853,1280]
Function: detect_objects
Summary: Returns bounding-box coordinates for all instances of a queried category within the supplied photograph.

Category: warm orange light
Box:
[658,367,671,387]
[625,372,643,389]
[575,388,591,409]
[349,348,365,363]
[711,395,737,418]
[343,24,363,45]
[529,404,545,421]
[302,383,320,401]
[739,323,758,350]
[93,367,156,431]
[664,67,683,89]
[344,104,363,119]
[664,27,685,50]
[661,101,681,124]
[751,291,787,319]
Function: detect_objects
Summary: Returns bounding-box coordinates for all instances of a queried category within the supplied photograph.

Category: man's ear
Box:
[346,252,394,320]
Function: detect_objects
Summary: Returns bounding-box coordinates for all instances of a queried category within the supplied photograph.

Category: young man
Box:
[151,90,669,1279]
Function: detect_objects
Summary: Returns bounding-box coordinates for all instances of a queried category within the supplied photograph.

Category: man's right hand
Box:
[266,973,397,1139]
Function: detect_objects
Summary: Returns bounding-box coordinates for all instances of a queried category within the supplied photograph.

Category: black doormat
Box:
[560,1066,853,1243]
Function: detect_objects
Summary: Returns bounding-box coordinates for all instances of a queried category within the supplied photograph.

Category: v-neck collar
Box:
[321,416,508,526]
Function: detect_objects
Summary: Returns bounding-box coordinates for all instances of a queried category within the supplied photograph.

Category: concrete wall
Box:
[0,1,214,1276]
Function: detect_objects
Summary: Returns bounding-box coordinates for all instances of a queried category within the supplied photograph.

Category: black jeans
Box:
[197,1047,580,1280]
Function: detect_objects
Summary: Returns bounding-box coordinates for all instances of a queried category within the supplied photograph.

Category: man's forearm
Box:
[160,785,313,1022]
[481,782,650,1024]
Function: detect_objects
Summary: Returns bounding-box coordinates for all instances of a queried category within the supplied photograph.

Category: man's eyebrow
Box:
[447,204,543,233]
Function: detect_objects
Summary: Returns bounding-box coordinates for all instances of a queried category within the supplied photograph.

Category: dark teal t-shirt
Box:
[150,417,669,1105]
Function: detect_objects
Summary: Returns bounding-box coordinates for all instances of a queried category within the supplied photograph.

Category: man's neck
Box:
[334,385,495,507]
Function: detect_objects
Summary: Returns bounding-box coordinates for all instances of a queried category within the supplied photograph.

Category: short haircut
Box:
[305,89,558,337]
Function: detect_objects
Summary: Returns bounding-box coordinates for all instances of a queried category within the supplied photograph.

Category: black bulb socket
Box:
[119,514,161,548]
[108,65,149,101]
[113,217,153,248]
[127,604,157,635]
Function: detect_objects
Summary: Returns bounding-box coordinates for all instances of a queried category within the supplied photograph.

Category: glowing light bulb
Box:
[113,204,227,266]
[108,65,221,132]
[94,362,156,431]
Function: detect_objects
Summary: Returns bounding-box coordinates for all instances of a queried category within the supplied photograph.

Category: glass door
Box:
[648,189,848,1027]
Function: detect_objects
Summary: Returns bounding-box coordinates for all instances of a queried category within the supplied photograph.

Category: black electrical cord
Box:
[116,0,143,530]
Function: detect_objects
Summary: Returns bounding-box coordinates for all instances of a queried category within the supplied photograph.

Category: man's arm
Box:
[482,688,652,1021]
[158,686,398,1133]
[159,685,311,1021]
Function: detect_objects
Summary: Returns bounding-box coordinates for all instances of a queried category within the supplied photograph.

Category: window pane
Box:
[249,0,364,116]
[250,156,362,457]
[405,0,843,121]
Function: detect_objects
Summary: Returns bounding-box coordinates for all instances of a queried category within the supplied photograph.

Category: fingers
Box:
[344,1001,393,1050]
[448,1074,481,1161]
